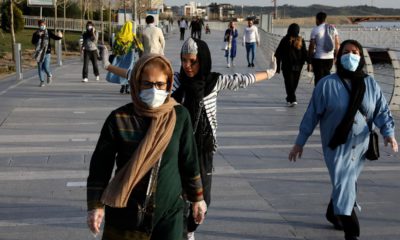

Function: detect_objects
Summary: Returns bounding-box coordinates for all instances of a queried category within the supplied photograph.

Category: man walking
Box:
[243,18,260,67]
[308,12,340,86]
[141,15,165,55]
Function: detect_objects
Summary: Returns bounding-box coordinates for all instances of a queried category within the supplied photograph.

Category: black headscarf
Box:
[328,39,368,149]
[287,23,300,37]
[172,38,221,152]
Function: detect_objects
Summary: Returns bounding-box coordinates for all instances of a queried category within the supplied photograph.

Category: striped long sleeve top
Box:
[173,72,257,150]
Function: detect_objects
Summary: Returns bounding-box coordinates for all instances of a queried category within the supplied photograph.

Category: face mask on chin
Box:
[340,53,361,72]
[139,88,169,108]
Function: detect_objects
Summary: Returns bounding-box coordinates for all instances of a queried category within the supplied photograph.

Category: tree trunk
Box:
[100,0,104,44]
[10,0,16,62]
[54,2,58,32]
[63,0,67,52]
[108,0,111,45]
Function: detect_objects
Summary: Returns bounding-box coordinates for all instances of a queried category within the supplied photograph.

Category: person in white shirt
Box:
[179,18,188,40]
[242,18,260,67]
[141,15,165,55]
[308,11,340,86]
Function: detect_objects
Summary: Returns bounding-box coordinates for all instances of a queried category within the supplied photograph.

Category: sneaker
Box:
[292,102,298,105]
[287,102,295,107]
[47,75,52,84]
[39,82,45,87]
[187,232,195,240]
[82,78,88,83]
[95,76,100,81]
[248,63,251,67]
[227,63,230,68]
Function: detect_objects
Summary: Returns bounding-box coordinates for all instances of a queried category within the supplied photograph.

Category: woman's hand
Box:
[384,136,398,153]
[266,56,277,79]
[192,200,207,225]
[87,208,104,235]
[289,144,303,162]
[98,45,110,69]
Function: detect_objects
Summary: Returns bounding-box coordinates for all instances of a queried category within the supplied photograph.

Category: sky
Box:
[164,0,400,8]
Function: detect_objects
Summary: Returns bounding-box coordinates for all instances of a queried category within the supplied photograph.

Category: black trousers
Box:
[282,70,301,103]
[180,28,185,40]
[196,30,202,40]
[186,150,213,233]
[83,50,99,78]
[311,58,333,86]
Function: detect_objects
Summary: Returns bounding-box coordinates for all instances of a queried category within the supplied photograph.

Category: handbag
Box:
[221,42,229,51]
[106,50,135,84]
[365,123,380,161]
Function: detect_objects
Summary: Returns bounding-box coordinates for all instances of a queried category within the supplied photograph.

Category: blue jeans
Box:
[37,53,51,82]
[245,42,256,65]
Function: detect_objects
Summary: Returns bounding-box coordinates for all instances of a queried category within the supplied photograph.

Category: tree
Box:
[1,0,24,33]
[1,0,24,61]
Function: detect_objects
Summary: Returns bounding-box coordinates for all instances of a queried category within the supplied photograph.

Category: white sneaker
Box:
[187,232,195,240]
[95,76,100,81]
[292,101,298,105]
[287,102,295,107]
[227,63,230,68]
[82,78,88,82]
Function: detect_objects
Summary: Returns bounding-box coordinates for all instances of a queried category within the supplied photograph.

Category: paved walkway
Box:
[0,28,399,240]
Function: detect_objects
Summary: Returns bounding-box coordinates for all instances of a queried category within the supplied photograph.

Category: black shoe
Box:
[248,63,251,67]
[251,63,255,67]
[125,84,130,94]
[326,213,344,230]
[345,236,358,240]
[326,200,343,230]
[120,85,125,94]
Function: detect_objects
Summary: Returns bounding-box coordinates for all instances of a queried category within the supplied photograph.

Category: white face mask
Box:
[87,26,93,31]
[139,88,169,108]
[40,25,46,30]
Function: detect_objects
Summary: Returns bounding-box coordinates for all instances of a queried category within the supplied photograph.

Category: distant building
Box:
[207,3,235,21]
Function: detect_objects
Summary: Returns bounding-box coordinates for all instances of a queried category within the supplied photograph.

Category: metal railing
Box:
[24,15,118,33]
[258,28,400,111]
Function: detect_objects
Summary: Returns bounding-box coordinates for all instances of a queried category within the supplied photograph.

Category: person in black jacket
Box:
[275,23,309,106]
[31,19,63,87]
[81,21,100,82]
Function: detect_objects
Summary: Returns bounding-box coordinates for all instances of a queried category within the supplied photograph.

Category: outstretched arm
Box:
[99,45,129,79]
[254,55,277,82]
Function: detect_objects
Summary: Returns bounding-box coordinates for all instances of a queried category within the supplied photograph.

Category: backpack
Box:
[323,24,335,52]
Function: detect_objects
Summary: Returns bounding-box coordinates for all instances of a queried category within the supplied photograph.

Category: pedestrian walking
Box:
[106,21,143,94]
[173,38,276,240]
[141,15,165,55]
[179,18,188,41]
[81,21,100,83]
[275,23,309,106]
[308,11,340,86]
[289,39,398,240]
[31,19,63,87]
[87,53,207,240]
[100,37,277,240]
[224,21,239,68]
[242,18,260,67]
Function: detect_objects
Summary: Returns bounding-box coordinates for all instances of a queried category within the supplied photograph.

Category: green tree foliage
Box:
[1,1,25,33]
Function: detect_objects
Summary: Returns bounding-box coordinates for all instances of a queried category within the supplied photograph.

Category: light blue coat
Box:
[295,73,395,215]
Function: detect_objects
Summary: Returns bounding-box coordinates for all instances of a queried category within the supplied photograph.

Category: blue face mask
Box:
[340,53,361,72]
[39,25,46,31]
